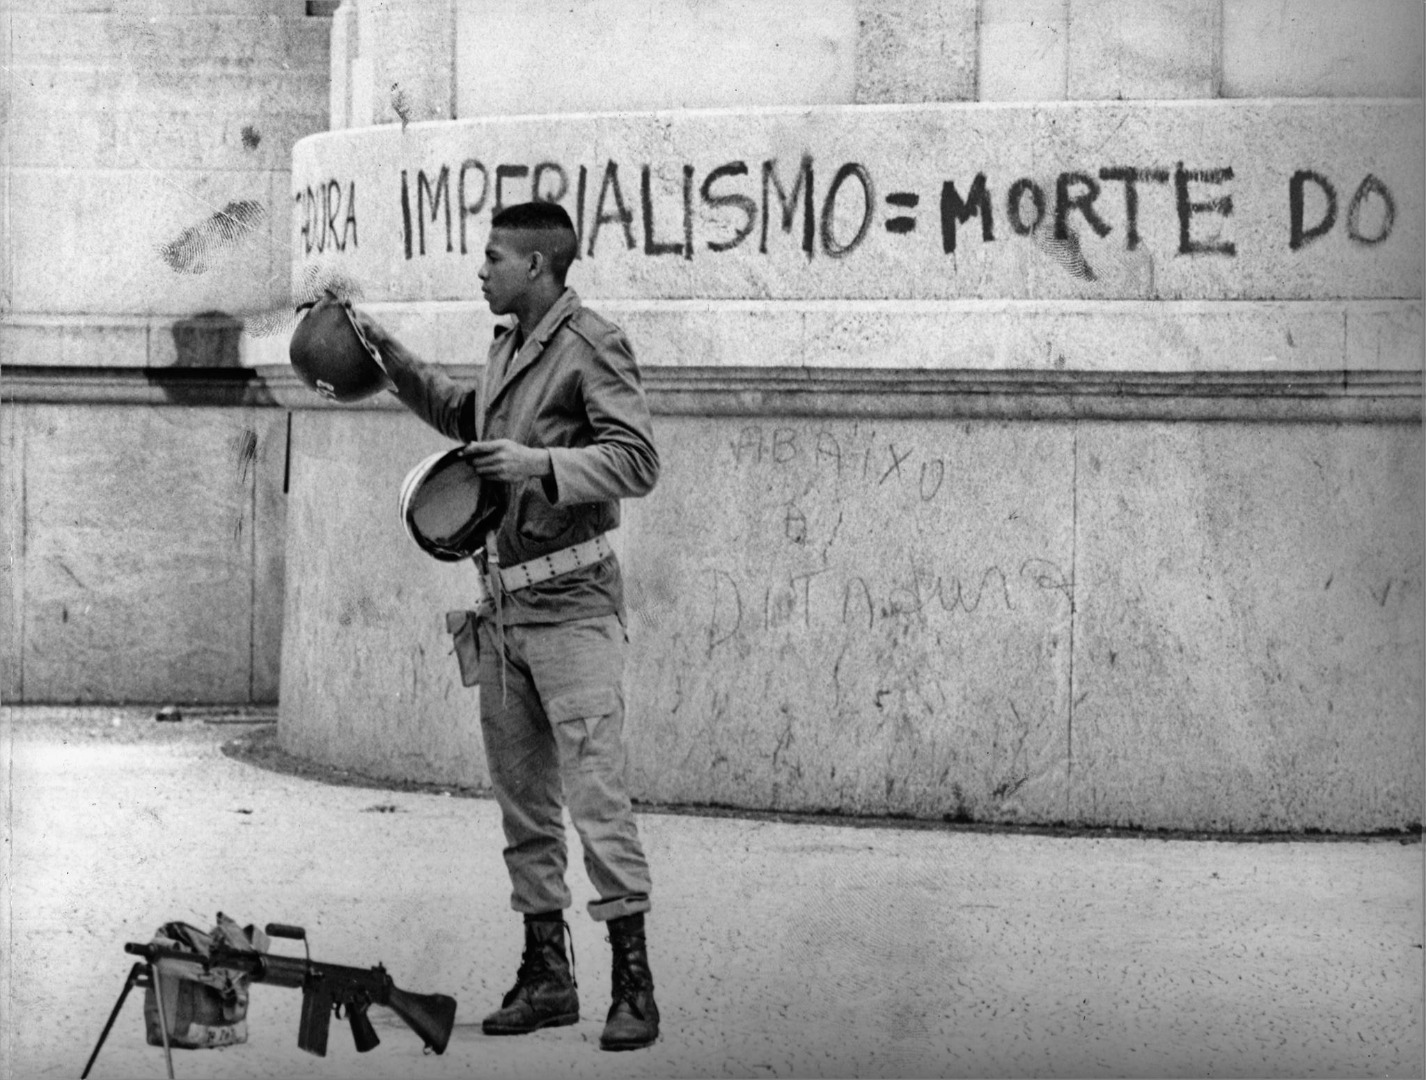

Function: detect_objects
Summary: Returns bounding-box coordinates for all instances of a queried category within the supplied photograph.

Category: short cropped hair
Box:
[491,202,578,282]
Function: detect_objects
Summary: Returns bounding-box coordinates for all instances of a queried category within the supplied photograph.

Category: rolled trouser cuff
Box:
[588,894,651,922]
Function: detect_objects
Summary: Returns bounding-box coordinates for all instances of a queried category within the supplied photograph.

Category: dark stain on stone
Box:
[171,311,243,367]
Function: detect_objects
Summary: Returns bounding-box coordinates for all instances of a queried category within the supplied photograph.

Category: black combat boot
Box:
[481,913,579,1035]
[599,913,660,1051]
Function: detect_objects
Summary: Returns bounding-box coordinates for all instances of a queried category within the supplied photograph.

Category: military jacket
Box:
[384,288,659,623]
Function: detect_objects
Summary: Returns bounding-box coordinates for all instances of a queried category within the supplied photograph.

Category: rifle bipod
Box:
[81,961,175,1080]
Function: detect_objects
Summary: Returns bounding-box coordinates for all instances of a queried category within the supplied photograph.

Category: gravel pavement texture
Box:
[2,706,1422,1079]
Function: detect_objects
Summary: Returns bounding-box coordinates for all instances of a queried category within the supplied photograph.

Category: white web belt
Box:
[470,532,615,617]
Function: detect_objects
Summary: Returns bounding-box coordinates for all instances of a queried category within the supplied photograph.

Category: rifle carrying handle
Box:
[265,923,307,940]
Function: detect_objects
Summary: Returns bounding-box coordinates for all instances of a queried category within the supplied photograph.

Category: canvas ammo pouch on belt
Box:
[142,914,268,1050]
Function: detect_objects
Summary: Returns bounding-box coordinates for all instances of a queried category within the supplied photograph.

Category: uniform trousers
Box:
[476,613,652,922]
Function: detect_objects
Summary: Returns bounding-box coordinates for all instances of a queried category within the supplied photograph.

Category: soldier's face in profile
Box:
[478,228,534,315]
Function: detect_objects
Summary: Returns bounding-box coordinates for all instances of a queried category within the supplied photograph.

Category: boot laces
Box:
[607,933,650,1009]
[513,920,576,992]
[610,960,644,1008]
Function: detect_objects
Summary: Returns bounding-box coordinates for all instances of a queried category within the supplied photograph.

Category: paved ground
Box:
[2,707,1422,1080]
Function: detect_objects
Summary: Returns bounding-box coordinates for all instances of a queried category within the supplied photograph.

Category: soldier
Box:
[355,201,661,1051]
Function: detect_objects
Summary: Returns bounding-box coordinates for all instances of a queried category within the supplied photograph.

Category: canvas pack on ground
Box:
[142,913,269,1050]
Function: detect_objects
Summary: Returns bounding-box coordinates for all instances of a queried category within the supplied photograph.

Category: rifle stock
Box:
[386,984,457,1055]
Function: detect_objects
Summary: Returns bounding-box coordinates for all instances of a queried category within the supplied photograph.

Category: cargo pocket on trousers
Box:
[546,687,619,763]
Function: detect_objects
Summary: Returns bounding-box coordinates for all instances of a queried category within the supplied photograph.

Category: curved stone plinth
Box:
[278,101,1423,832]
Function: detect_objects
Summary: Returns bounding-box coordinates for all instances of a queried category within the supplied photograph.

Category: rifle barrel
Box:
[125,942,309,989]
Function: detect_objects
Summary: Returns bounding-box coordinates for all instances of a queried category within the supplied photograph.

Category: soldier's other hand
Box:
[461,440,552,481]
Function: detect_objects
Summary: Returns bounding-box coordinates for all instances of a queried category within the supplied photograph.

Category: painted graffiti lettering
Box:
[1290,170,1397,250]
[1006,178,1045,236]
[918,458,944,502]
[814,431,843,475]
[731,424,805,465]
[532,162,568,204]
[1174,163,1235,256]
[772,427,799,463]
[707,568,742,653]
[1347,174,1395,246]
[885,191,918,234]
[879,443,913,485]
[732,425,764,464]
[493,164,529,216]
[641,164,693,259]
[761,154,816,257]
[1290,169,1336,250]
[1097,167,1169,251]
[784,502,808,544]
[399,167,452,258]
[458,160,488,254]
[1056,172,1112,243]
[704,558,1072,651]
[420,167,452,254]
[821,162,875,258]
[369,157,1404,266]
[295,179,357,255]
[589,161,636,255]
[940,173,993,253]
[701,161,758,253]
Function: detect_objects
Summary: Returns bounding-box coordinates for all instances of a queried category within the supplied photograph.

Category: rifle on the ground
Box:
[82,921,456,1077]
[128,923,457,1057]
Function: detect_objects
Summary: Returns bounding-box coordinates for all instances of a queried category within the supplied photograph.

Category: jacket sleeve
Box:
[375,335,478,443]
[545,325,660,505]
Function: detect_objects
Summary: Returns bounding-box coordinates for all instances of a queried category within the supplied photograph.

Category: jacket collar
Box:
[486,287,582,413]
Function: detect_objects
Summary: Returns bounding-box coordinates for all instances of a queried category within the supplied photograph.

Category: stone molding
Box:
[6,364,1419,424]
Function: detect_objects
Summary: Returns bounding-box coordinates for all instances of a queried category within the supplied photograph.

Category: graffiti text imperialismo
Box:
[294,157,1397,261]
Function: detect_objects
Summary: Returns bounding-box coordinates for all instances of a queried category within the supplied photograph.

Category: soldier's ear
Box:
[527,250,545,280]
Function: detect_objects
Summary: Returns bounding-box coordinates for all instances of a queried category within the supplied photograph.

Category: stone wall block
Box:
[1070,422,1424,831]
[358,0,455,127]
[329,0,356,130]
[9,169,279,317]
[18,405,265,703]
[978,0,1068,102]
[455,0,857,117]
[853,0,978,104]
[251,410,288,701]
[7,72,328,171]
[5,1,306,14]
[1346,302,1425,371]
[277,410,488,785]
[10,11,332,72]
[1,407,23,702]
[1,320,151,368]
[1221,0,1425,98]
[1066,0,1220,100]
